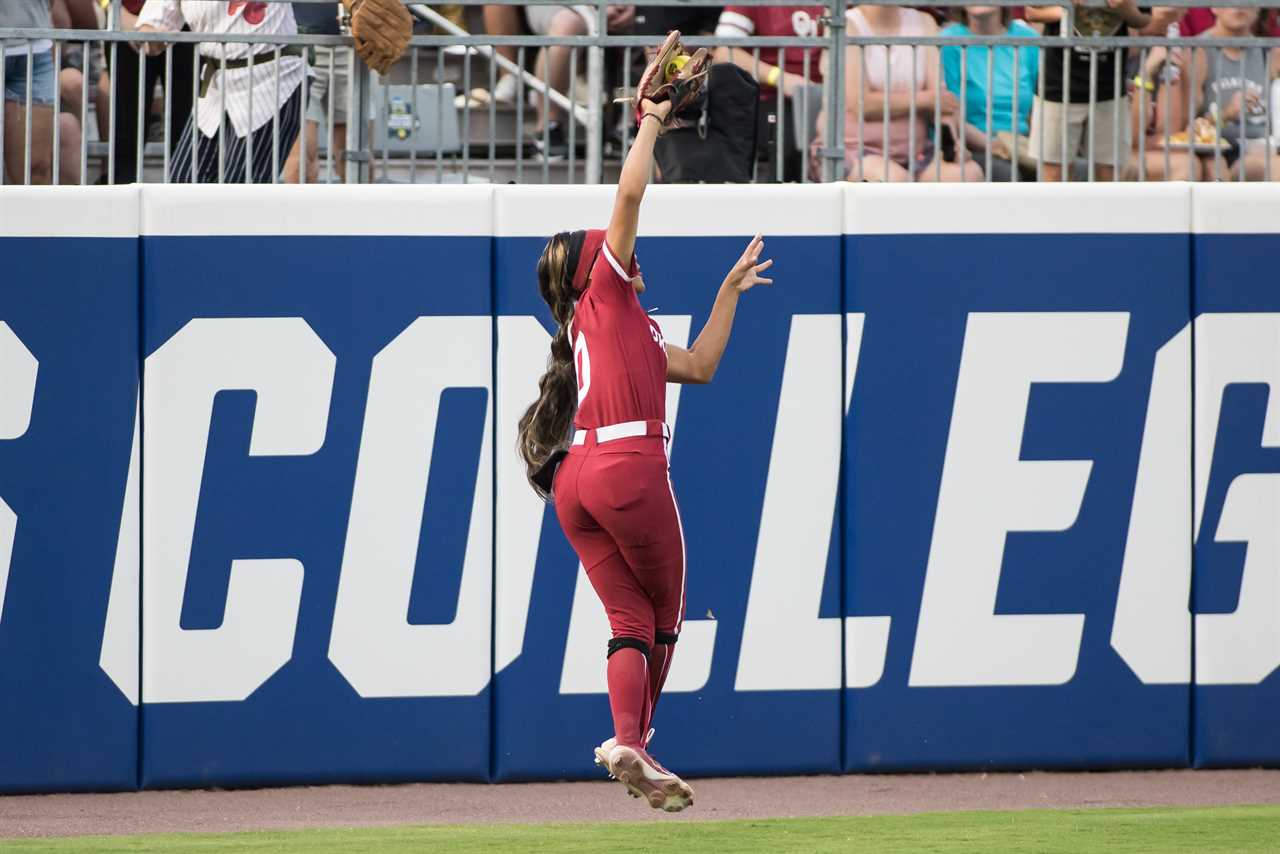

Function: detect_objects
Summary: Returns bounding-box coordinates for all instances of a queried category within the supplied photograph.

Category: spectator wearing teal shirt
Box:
[940,7,1039,181]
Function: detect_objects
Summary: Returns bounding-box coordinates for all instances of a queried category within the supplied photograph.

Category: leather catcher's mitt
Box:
[342,0,412,76]
[631,30,710,127]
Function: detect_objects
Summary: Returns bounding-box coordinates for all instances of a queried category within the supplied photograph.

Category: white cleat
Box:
[605,744,694,813]
[594,728,654,774]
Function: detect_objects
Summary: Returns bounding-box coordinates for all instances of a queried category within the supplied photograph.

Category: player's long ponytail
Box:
[517,232,577,497]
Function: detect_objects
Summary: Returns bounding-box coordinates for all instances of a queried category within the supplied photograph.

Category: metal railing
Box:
[0,0,1276,185]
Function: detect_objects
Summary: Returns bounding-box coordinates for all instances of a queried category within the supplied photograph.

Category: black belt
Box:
[199,45,303,97]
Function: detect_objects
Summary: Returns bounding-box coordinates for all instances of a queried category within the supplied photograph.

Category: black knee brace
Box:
[655,631,679,646]
[607,636,651,659]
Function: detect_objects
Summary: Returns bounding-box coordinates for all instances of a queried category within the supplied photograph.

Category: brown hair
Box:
[516,232,578,498]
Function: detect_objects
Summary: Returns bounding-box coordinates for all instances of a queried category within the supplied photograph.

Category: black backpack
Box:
[654,63,760,183]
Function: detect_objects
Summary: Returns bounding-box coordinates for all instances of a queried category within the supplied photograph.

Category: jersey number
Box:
[574,331,591,406]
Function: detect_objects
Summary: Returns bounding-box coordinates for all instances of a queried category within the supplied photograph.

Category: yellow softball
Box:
[665,54,688,83]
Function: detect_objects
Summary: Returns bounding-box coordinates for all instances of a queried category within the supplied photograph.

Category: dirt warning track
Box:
[2,769,1278,838]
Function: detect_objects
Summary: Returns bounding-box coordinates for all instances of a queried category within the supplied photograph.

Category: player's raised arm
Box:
[608,32,709,268]
[666,235,773,385]
[606,99,671,270]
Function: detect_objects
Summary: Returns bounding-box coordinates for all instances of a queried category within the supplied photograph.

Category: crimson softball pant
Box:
[554,433,686,748]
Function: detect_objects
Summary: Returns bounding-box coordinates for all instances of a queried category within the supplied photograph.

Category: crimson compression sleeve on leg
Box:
[606,647,650,748]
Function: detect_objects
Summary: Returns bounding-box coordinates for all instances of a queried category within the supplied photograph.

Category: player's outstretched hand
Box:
[727,234,774,293]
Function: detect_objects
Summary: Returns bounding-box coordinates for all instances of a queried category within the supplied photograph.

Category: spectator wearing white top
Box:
[135,0,307,183]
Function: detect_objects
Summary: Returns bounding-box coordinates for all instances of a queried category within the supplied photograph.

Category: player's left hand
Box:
[727,234,774,293]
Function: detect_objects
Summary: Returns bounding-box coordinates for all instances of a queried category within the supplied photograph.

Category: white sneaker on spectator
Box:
[468,73,518,108]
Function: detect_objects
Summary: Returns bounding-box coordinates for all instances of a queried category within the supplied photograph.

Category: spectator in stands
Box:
[480,5,635,159]
[480,5,523,106]
[715,4,824,180]
[1124,44,1201,180]
[135,1,305,183]
[1025,2,1178,181]
[813,4,979,181]
[1178,6,1280,36]
[1188,6,1280,181]
[49,0,97,184]
[715,4,824,98]
[940,6,1039,181]
[2,0,81,184]
[284,2,349,183]
[92,0,195,183]
[634,4,720,40]
[539,5,634,159]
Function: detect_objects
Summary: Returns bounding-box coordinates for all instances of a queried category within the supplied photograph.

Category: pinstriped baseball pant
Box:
[169,84,301,184]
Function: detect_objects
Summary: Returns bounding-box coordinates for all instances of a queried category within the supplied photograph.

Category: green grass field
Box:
[4,806,1278,853]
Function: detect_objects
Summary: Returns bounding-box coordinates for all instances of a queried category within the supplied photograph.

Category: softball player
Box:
[516,65,773,812]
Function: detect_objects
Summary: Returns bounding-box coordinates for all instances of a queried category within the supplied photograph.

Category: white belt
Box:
[571,420,670,446]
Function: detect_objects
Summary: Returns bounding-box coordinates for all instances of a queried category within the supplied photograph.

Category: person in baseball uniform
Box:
[516,34,773,813]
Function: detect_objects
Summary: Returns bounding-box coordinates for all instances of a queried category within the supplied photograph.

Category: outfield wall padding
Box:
[0,183,1274,790]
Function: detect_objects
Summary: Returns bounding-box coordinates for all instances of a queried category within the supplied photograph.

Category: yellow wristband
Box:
[766,66,782,88]
[1132,75,1155,92]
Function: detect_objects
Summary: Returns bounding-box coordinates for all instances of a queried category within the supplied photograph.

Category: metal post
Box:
[803,49,812,183]
[1163,46,1171,182]
[436,47,444,182]
[883,46,890,182]
[22,45,32,184]
[217,45,226,183]
[1086,49,1097,182]
[753,49,761,184]
[959,46,967,181]
[908,44,916,183]
[778,47,787,183]
[245,48,254,183]
[348,54,370,183]
[138,36,147,184]
[1011,40,1018,183]
[1136,47,1146,182]
[410,47,419,183]
[328,46,338,182]
[586,1,605,184]
[985,41,994,182]
[52,42,61,185]
[272,45,281,182]
[1061,33,1070,181]
[487,45,496,184]
[569,47,577,183]
[1112,48,1121,182]
[1266,48,1272,183]
[1036,41,1044,181]
[108,41,118,184]
[164,46,173,181]
[515,46,525,184]
[190,40,199,183]
[822,0,847,182]
[0,37,6,185]
[80,40,89,184]
[621,47,631,162]
[1237,49,1246,183]
[464,47,473,181]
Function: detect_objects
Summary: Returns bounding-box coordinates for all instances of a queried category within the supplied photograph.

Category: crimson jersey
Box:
[570,241,668,430]
[715,5,826,89]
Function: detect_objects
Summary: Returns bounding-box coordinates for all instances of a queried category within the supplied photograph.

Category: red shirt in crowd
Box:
[715,4,826,89]
[1180,7,1280,36]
